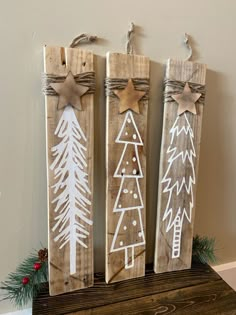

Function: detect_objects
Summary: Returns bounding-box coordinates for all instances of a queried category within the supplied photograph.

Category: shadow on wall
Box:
[195,69,236,263]
[146,60,165,264]
[93,54,106,272]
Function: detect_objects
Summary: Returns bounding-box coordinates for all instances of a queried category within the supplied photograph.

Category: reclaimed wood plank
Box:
[105,52,149,283]
[154,59,207,273]
[32,263,222,314]
[44,46,94,295]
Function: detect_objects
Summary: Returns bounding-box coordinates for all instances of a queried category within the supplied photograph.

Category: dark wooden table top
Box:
[33,263,236,314]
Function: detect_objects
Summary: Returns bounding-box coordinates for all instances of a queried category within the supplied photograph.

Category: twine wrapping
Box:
[42,72,96,96]
[105,77,149,101]
[163,79,206,104]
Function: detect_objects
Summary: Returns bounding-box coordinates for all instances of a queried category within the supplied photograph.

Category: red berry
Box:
[34,262,42,271]
[22,277,30,285]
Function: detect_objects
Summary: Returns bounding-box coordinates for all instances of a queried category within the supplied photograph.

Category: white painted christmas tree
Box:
[50,105,92,275]
[110,110,145,269]
[162,113,196,259]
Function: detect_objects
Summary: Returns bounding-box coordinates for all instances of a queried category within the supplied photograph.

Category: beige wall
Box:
[1,0,236,312]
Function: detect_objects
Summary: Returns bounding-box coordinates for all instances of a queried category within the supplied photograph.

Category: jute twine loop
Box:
[184,33,193,61]
[163,79,206,104]
[105,77,149,100]
[126,22,135,54]
[69,33,97,48]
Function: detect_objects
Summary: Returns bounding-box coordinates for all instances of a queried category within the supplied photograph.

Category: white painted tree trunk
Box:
[172,214,182,258]
[125,246,134,269]
[67,138,77,275]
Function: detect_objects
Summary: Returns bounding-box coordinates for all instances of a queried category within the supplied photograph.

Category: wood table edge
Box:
[32,263,226,314]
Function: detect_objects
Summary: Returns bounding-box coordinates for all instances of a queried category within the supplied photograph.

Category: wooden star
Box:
[172,82,201,116]
[50,71,89,111]
[114,79,146,114]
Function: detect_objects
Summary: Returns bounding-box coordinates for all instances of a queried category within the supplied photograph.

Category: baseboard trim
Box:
[3,308,32,315]
[213,261,236,272]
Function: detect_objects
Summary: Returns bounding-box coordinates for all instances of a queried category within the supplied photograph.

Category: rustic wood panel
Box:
[154,59,207,273]
[33,263,236,315]
[105,52,149,283]
[44,46,94,295]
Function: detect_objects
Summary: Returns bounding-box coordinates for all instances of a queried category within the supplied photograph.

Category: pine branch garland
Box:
[192,234,217,264]
[0,249,48,308]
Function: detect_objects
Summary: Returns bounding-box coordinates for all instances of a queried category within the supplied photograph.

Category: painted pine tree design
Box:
[162,113,196,259]
[110,110,145,269]
[50,105,92,275]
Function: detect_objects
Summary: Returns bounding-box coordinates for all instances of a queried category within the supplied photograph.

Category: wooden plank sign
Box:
[154,59,207,273]
[43,46,94,295]
[105,52,149,283]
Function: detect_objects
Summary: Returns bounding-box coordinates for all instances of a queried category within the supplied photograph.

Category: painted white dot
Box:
[132,220,137,226]
[126,161,129,165]
[123,189,128,194]
[120,241,123,246]
[133,193,138,199]
[133,134,137,139]
[132,157,137,162]
[133,169,137,175]
[130,190,133,194]
[138,232,143,237]
[125,132,128,136]
[123,226,127,230]
[118,204,122,208]
[122,168,126,173]
[127,118,131,123]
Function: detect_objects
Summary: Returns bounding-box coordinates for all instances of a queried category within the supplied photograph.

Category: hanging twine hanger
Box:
[126,22,135,54]
[69,33,97,48]
[183,33,201,82]
[163,33,206,102]
[184,33,193,61]
[105,23,149,99]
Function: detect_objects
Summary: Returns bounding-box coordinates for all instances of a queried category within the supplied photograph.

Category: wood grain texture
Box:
[71,281,236,315]
[32,263,236,314]
[154,59,207,273]
[105,52,149,283]
[44,46,94,295]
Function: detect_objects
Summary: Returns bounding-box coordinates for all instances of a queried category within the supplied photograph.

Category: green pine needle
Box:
[0,250,48,308]
[192,234,217,264]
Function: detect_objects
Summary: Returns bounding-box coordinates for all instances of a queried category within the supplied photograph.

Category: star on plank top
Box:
[114,79,146,114]
[50,71,89,111]
[171,82,201,116]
